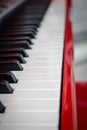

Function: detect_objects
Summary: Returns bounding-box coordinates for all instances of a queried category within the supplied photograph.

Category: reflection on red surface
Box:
[61,17,78,130]
[61,0,87,130]
[60,0,78,130]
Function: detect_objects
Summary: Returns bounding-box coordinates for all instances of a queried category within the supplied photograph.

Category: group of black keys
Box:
[0,0,51,113]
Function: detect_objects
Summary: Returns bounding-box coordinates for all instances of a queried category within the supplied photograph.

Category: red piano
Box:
[0,0,86,130]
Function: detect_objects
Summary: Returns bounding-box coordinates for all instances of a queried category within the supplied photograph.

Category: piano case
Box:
[60,0,87,130]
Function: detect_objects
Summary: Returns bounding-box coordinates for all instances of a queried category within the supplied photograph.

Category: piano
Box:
[0,0,86,130]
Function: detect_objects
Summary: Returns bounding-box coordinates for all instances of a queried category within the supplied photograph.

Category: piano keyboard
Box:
[0,0,66,130]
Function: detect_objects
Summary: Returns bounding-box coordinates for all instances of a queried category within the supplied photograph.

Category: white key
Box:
[0,111,58,124]
[2,99,59,111]
[0,125,58,130]
[0,89,60,100]
[11,80,61,89]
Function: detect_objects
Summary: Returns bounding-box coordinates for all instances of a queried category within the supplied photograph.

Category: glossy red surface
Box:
[61,21,78,130]
[60,0,78,130]
[61,0,87,130]
[76,82,87,130]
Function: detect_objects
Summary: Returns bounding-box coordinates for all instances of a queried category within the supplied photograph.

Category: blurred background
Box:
[72,0,87,82]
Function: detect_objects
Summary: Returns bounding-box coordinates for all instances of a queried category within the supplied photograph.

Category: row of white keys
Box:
[0,0,66,130]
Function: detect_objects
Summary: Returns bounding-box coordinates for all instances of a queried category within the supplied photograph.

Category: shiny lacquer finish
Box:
[60,0,78,130]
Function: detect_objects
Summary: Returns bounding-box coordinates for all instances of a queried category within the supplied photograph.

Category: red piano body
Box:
[60,0,87,130]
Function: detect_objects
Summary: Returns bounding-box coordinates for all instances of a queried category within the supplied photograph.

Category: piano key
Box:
[13,73,60,81]
[4,25,38,33]
[13,14,43,20]
[2,99,59,111]
[3,29,37,36]
[14,14,43,20]
[0,60,23,71]
[0,48,29,57]
[23,61,62,70]
[8,22,40,28]
[24,5,48,8]
[24,54,61,62]
[0,101,5,113]
[13,66,59,74]
[0,41,32,49]
[7,25,38,31]
[1,27,37,34]
[0,71,18,83]
[16,7,45,13]
[23,59,62,65]
[0,36,33,45]
[19,10,45,15]
[0,80,14,94]
[11,80,60,90]
[20,5,47,10]
[0,125,58,130]
[0,111,58,124]
[27,51,61,57]
[0,31,35,38]
[0,89,60,100]
[0,53,26,63]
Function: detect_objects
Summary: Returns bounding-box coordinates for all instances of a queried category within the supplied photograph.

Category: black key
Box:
[9,19,40,25]
[2,28,37,36]
[0,80,13,94]
[13,14,42,20]
[19,10,44,15]
[0,41,31,49]
[0,101,5,113]
[0,36,34,45]
[8,25,38,32]
[0,60,23,71]
[3,28,37,33]
[0,53,26,63]
[15,13,43,18]
[0,71,18,83]
[1,31,35,38]
[24,6,46,10]
[0,48,29,57]
[8,22,40,28]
